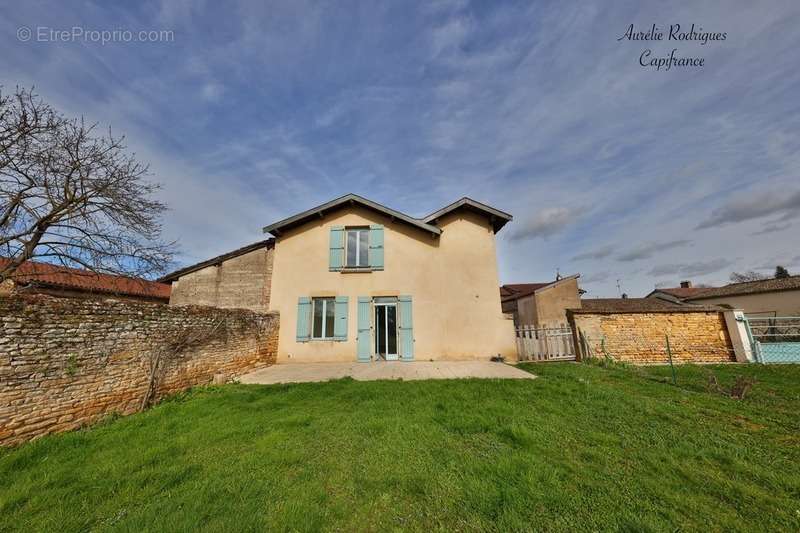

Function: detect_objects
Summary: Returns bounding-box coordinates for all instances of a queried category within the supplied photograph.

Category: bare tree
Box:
[0,87,174,282]
[729,270,768,283]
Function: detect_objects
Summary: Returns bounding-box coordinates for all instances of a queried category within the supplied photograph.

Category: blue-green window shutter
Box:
[329,226,344,271]
[368,225,384,270]
[334,296,349,341]
[398,295,414,360]
[296,297,311,342]
[357,297,372,361]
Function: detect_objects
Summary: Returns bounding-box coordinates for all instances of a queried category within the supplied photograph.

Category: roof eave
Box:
[422,197,513,233]
[159,239,274,282]
[262,193,441,237]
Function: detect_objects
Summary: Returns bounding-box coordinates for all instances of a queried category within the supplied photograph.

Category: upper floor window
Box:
[329,225,383,272]
[346,228,369,267]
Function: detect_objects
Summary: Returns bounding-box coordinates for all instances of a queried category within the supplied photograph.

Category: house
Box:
[645,281,712,304]
[161,239,274,312]
[659,276,800,318]
[500,275,582,327]
[0,257,171,303]
[161,194,517,362]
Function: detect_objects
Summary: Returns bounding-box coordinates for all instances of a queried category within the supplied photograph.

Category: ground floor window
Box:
[312,297,335,339]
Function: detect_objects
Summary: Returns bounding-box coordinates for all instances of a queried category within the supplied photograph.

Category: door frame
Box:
[373,300,399,360]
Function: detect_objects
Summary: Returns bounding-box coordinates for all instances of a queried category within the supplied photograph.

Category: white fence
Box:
[515,326,576,362]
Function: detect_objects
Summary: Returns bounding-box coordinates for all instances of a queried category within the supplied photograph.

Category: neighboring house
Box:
[161,239,274,313]
[500,275,582,328]
[161,194,517,363]
[677,276,800,318]
[0,258,170,303]
[645,281,712,304]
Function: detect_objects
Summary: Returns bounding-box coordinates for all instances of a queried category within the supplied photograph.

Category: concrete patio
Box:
[239,361,536,384]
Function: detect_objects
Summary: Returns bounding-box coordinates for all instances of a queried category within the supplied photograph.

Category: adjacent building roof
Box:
[160,239,274,282]
[261,193,512,237]
[572,297,721,314]
[1,258,171,300]
[648,287,712,300]
[500,275,580,303]
[684,275,800,300]
[500,282,550,301]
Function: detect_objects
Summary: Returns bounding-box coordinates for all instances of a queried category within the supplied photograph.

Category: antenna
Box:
[616,278,623,297]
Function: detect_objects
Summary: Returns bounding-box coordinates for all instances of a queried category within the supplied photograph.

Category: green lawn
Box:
[2,363,799,532]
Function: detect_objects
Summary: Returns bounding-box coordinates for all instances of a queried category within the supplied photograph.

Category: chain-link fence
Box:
[746,317,800,364]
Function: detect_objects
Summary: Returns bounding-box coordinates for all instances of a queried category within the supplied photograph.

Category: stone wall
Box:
[568,309,736,364]
[169,245,274,312]
[0,294,278,447]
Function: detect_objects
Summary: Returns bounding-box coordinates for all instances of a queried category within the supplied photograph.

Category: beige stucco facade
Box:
[688,290,800,318]
[516,277,581,328]
[536,277,582,327]
[269,205,516,363]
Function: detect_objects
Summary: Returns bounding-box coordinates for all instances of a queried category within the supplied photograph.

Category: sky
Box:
[2,0,799,297]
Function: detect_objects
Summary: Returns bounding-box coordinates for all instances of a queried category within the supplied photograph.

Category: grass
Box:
[2,362,800,532]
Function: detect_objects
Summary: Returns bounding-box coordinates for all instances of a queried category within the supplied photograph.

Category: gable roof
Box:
[1,258,171,300]
[500,282,550,301]
[160,239,274,282]
[261,193,513,237]
[262,194,441,237]
[684,275,800,300]
[500,275,580,302]
[423,197,512,233]
[646,287,713,300]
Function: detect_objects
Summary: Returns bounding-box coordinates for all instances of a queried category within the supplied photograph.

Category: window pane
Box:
[375,306,386,355]
[359,230,369,266]
[346,230,357,266]
[325,298,335,338]
[387,305,397,354]
[312,299,323,338]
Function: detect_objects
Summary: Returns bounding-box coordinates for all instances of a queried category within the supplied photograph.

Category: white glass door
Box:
[374,302,398,360]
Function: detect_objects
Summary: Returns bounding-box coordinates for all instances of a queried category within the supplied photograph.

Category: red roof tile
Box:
[500,283,550,302]
[651,287,713,299]
[1,258,171,300]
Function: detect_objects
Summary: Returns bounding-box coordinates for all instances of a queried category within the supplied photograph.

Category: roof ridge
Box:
[160,239,274,282]
[722,274,799,288]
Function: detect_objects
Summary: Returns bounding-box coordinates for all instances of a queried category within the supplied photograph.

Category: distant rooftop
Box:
[573,298,721,314]
[685,275,800,300]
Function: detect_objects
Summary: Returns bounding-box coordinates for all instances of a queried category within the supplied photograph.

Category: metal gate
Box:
[745,316,800,363]
[515,326,576,362]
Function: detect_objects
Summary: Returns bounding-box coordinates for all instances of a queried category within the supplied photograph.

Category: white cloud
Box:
[617,240,692,262]
[697,189,800,229]
[508,207,581,241]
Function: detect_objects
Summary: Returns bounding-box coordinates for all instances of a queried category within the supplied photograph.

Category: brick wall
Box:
[0,294,278,447]
[169,246,274,312]
[568,310,735,364]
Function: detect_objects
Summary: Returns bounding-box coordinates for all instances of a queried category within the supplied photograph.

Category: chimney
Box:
[680,281,692,288]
